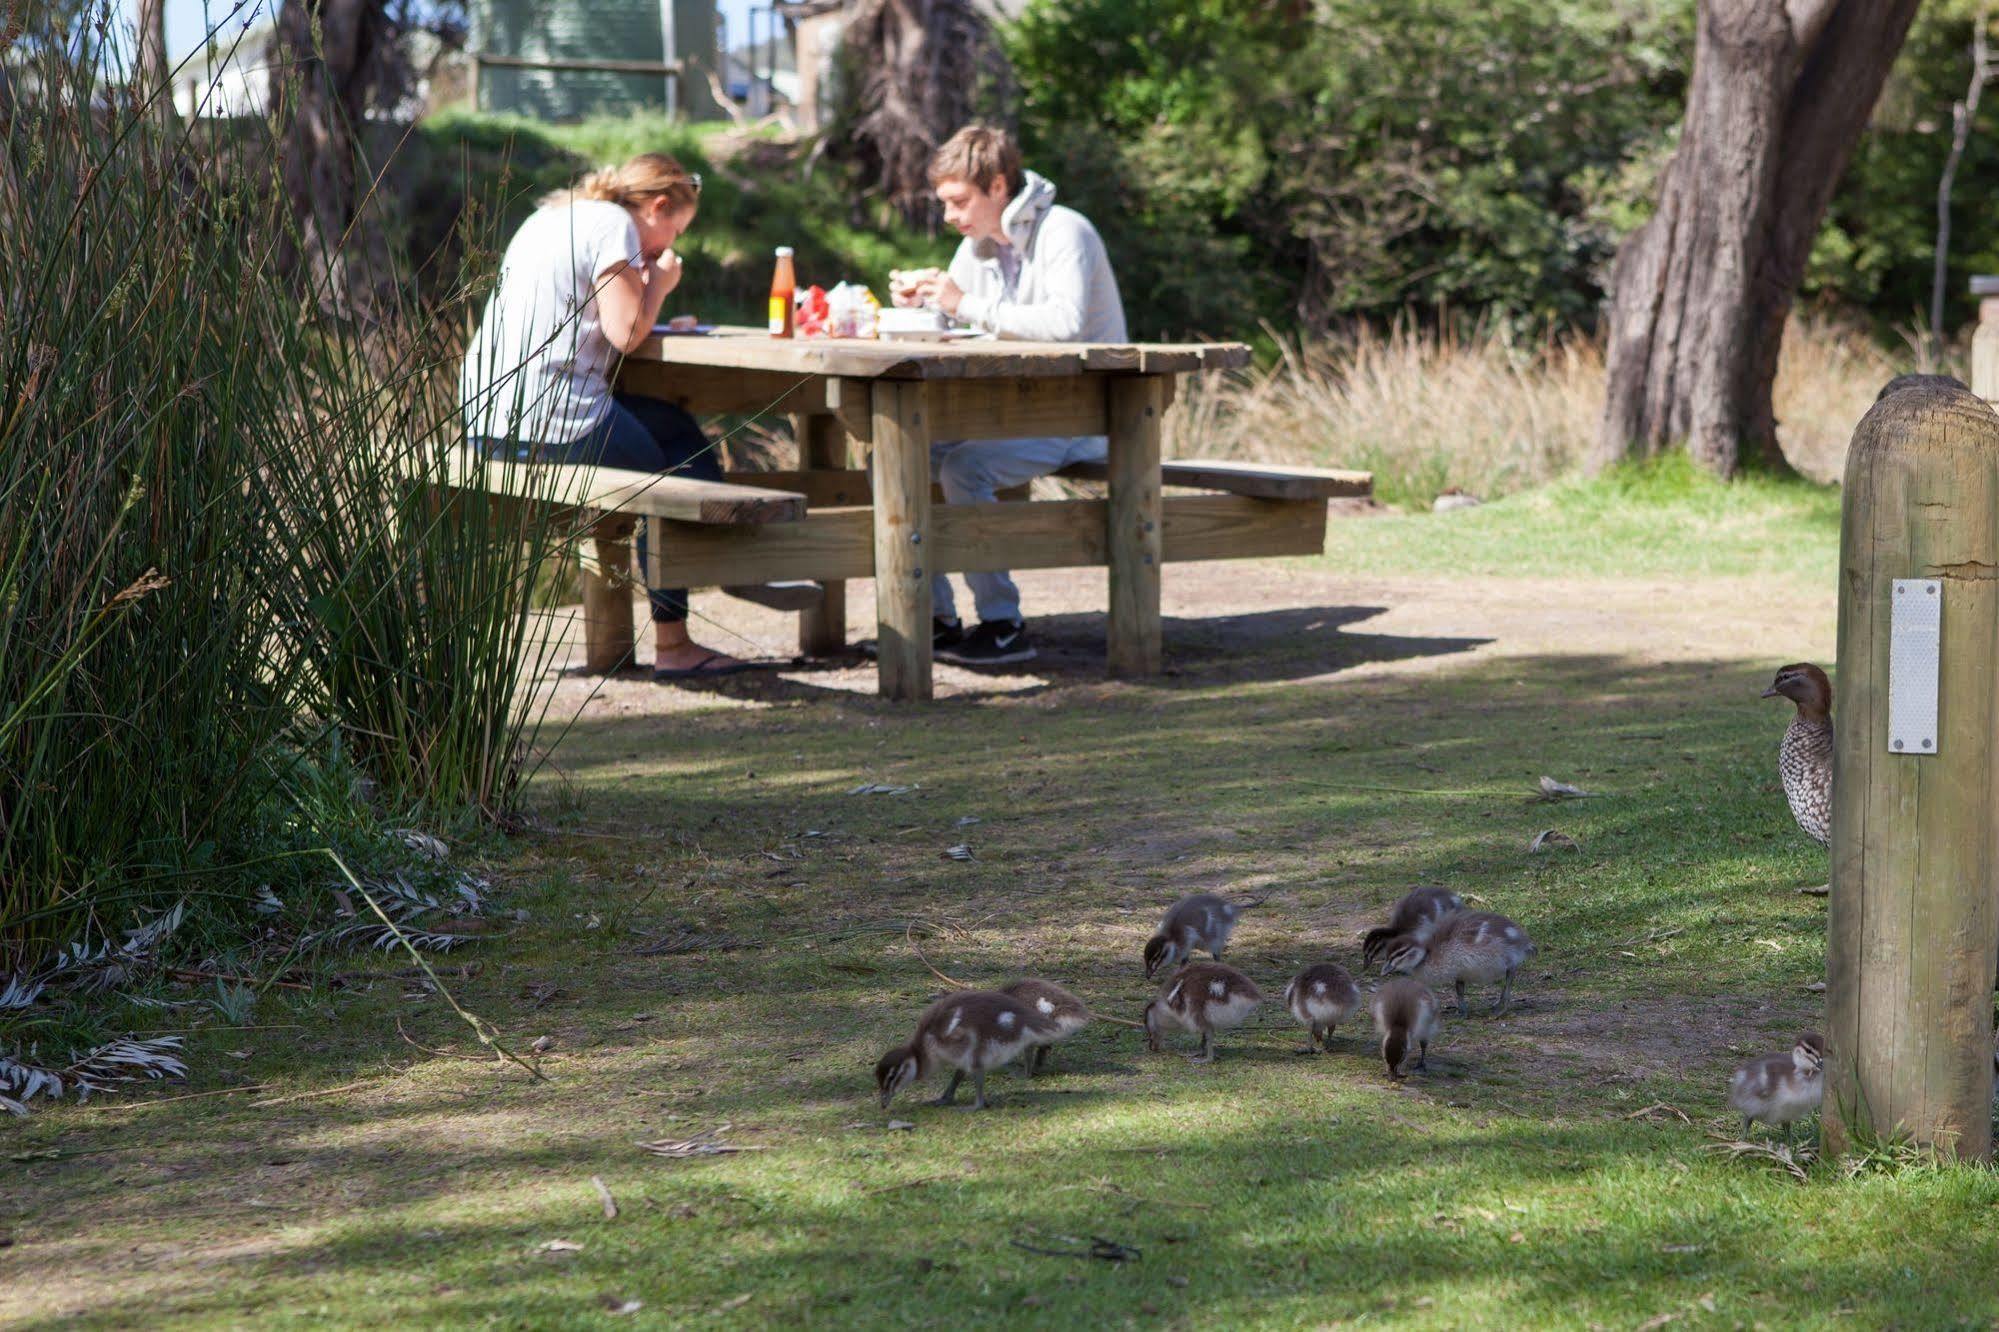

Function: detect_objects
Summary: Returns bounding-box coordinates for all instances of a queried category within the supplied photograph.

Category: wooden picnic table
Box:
[600,327,1361,701]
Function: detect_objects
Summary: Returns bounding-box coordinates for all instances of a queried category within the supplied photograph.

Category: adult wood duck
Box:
[1762,663,1833,849]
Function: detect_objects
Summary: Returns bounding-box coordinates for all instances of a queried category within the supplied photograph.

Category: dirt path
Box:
[542,560,1835,716]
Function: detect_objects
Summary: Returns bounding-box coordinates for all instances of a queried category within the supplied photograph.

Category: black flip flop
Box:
[653,652,759,681]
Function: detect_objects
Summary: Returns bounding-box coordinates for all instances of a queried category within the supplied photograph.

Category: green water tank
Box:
[473,0,720,121]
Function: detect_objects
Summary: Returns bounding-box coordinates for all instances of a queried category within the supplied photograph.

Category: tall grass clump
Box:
[1172,316,1911,506]
[0,16,567,965]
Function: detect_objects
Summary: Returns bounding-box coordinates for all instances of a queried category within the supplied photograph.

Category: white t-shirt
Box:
[460,198,643,445]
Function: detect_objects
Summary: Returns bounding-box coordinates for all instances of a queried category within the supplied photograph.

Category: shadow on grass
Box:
[9,642,1901,1328]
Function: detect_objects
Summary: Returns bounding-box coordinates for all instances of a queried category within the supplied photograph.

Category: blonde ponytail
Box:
[541,152,701,213]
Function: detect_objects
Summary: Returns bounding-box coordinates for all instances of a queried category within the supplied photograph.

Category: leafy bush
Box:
[1008,0,1692,338]
[0,22,561,962]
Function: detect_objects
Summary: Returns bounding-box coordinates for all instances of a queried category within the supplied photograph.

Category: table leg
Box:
[1107,376,1165,677]
[793,412,849,657]
[871,380,933,700]
[579,511,638,673]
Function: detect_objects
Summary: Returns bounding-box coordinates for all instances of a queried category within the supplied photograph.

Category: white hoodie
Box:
[946,171,1128,343]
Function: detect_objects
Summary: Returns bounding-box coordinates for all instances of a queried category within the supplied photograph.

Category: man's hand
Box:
[918,273,965,316]
[890,266,940,308]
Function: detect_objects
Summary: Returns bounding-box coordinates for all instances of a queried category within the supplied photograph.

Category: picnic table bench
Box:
[444,329,1371,701]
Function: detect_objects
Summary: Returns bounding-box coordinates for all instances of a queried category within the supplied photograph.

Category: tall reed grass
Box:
[1168,315,1910,505]
[0,20,566,962]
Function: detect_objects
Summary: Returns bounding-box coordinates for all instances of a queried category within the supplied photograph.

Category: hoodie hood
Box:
[973,170,1057,261]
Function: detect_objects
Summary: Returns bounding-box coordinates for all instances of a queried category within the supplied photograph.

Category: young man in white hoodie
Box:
[893,125,1128,665]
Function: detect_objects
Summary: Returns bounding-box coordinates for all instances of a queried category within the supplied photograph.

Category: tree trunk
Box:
[840,0,1011,226]
[270,0,391,319]
[1596,0,1919,477]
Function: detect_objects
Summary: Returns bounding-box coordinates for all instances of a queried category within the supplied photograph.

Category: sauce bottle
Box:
[769,246,796,338]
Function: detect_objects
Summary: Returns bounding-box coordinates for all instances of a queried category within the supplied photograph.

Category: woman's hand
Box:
[651,249,684,297]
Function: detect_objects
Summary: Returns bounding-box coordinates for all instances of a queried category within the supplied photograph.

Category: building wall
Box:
[475,0,718,121]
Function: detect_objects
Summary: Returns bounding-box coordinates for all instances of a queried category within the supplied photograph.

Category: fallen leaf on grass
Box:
[886,1120,916,1132]
[601,1296,643,1316]
[1530,776,1601,803]
[592,1175,617,1219]
[1798,884,1830,896]
[941,844,975,862]
[849,783,918,796]
[539,1239,584,1253]
[1635,1314,1678,1332]
[1623,1102,1691,1124]
[1528,829,1578,854]
[1660,1243,1704,1254]
[717,1294,754,1312]
[637,1125,767,1159]
[954,815,982,827]
[1803,980,1827,993]
[530,1035,555,1054]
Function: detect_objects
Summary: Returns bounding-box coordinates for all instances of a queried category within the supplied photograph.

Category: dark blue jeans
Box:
[479,393,720,623]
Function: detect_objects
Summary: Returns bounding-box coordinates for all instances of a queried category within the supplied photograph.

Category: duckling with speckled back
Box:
[1143,962,1263,1063]
[1143,893,1262,979]
[1283,963,1361,1053]
[999,978,1090,1074]
[1727,1031,1824,1145]
[1379,911,1535,1016]
[875,990,1060,1111]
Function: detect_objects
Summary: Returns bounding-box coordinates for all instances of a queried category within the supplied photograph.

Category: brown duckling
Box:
[999,978,1091,1074]
[1143,961,1263,1063]
[1371,977,1440,1079]
[1361,886,1463,970]
[874,990,1059,1110]
[1143,892,1262,979]
[1282,962,1361,1052]
[1727,1031,1824,1145]
[1379,910,1535,1016]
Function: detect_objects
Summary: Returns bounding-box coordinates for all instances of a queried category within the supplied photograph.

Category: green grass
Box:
[14,471,1999,1329]
[1322,453,1845,581]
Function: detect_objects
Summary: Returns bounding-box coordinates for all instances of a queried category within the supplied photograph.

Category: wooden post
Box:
[1825,374,1999,1161]
[870,381,933,700]
[1970,276,1999,401]
[794,412,849,657]
[1106,376,1166,677]
[579,512,638,673]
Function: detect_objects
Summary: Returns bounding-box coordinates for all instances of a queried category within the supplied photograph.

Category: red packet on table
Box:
[794,285,832,338]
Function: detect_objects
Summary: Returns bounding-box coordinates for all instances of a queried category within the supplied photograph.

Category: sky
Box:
[146,0,763,62]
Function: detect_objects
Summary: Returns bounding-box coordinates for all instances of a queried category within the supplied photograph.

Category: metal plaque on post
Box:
[1888,578,1942,755]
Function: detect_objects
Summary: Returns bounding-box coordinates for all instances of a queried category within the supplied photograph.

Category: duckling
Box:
[999,978,1090,1074]
[1378,910,1535,1016]
[874,990,1058,1111]
[1371,977,1440,1079]
[1727,1031,1825,1145]
[1282,962,1361,1052]
[1361,886,1463,970]
[1143,961,1263,1063]
[1762,663,1833,849]
[1143,892,1263,978]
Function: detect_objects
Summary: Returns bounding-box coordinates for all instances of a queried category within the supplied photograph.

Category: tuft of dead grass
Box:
[1168,315,1913,506]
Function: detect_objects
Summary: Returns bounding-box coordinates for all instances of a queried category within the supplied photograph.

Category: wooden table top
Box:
[631,326,1251,381]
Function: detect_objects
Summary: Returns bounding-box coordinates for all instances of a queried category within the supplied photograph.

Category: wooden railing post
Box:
[1826,374,1999,1160]
[1970,276,1999,402]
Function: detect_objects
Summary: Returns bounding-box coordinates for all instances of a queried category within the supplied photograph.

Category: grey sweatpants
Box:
[928,434,1109,624]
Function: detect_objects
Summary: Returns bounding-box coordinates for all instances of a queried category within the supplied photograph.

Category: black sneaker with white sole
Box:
[859,616,964,659]
[937,618,1036,665]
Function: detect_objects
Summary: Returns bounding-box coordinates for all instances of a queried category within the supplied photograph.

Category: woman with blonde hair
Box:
[461,152,750,679]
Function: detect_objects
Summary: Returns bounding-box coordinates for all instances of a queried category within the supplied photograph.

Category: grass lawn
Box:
[8,469,1999,1330]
